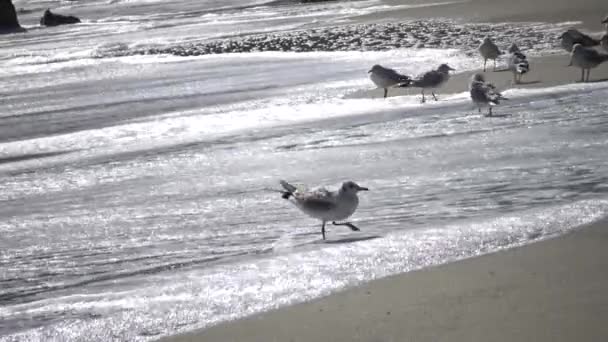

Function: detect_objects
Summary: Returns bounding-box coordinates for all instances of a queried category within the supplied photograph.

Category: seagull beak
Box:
[357,186,369,191]
[368,69,372,73]
[449,66,456,71]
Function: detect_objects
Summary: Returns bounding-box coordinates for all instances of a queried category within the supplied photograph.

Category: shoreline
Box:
[349,53,608,100]
[157,1,608,341]
[159,217,608,342]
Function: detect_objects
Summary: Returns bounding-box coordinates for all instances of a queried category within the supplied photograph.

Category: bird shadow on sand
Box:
[483,113,512,118]
[584,78,608,83]
[514,80,541,85]
[319,235,382,244]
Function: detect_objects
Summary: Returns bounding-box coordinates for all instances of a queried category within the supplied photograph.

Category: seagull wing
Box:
[484,82,507,104]
[412,70,441,87]
[294,188,337,212]
[379,66,411,84]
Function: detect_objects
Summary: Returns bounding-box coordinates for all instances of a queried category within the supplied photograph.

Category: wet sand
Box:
[161,219,608,342]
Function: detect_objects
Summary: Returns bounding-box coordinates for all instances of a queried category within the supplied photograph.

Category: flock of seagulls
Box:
[367,18,608,116]
[278,18,608,240]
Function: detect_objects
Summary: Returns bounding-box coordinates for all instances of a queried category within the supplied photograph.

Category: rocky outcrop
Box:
[0,0,22,33]
[40,9,81,26]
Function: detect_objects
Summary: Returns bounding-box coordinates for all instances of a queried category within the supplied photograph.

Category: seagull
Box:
[507,43,530,84]
[568,43,608,82]
[469,73,508,117]
[560,29,599,52]
[368,64,411,98]
[279,180,369,240]
[478,37,501,72]
[408,63,455,103]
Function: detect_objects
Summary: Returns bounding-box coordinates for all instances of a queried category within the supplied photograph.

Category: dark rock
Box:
[0,0,23,33]
[40,9,81,27]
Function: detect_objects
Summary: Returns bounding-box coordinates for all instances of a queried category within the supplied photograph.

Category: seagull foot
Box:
[332,221,361,231]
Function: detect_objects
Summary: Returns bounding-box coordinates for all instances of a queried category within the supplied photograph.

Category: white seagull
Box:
[469,73,508,117]
[507,43,530,84]
[569,43,608,82]
[279,180,368,240]
[368,64,411,98]
[478,37,501,72]
[408,63,455,103]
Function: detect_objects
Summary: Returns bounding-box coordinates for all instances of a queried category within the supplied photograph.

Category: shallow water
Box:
[2,0,608,340]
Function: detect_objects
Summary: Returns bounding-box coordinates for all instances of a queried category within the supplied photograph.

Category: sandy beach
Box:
[162,218,608,342]
[157,1,608,341]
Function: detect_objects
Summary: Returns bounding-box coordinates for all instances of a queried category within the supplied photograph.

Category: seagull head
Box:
[471,73,486,83]
[368,64,383,73]
[508,43,520,54]
[437,64,455,73]
[340,181,369,194]
[482,37,493,44]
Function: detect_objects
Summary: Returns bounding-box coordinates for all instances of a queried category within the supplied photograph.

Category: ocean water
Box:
[2,0,608,341]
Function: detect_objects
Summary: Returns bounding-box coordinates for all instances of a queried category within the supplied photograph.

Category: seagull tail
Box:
[516,62,529,75]
[279,180,297,199]
[397,75,412,87]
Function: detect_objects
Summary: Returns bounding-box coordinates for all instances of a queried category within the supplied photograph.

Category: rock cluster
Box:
[122,20,561,57]
[40,9,81,26]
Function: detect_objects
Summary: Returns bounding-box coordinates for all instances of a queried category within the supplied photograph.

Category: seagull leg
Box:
[580,68,585,82]
[421,89,426,103]
[332,221,360,232]
[493,59,497,71]
[383,88,388,98]
[321,221,326,240]
[488,107,493,117]
[432,91,438,101]
[483,59,487,72]
[586,69,591,82]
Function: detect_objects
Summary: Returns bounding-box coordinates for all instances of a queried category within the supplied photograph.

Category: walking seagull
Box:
[407,63,455,103]
[507,43,530,84]
[279,180,368,240]
[478,37,501,72]
[560,29,599,52]
[368,64,411,98]
[568,43,608,82]
[469,73,508,117]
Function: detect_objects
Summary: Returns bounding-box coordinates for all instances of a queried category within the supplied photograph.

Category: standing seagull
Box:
[469,73,508,117]
[408,63,455,103]
[368,64,411,98]
[507,43,530,84]
[568,43,608,82]
[279,180,369,240]
[560,29,599,52]
[478,37,501,72]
